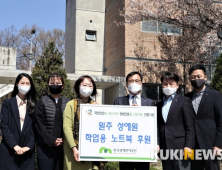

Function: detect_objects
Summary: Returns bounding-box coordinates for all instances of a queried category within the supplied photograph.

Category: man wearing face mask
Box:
[185,65,222,170]
[114,71,154,170]
[157,72,195,170]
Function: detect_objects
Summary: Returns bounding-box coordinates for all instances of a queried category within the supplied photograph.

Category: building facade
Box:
[65,0,219,102]
[0,46,16,109]
[105,1,189,101]
[65,0,105,75]
[0,46,16,71]
[105,0,218,101]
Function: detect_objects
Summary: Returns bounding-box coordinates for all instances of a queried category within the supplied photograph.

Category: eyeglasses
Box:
[128,79,141,84]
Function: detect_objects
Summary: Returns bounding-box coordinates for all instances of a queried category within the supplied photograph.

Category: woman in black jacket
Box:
[34,73,70,170]
[0,73,37,170]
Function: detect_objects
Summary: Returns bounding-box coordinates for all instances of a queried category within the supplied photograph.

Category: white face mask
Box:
[128,83,142,94]
[80,86,93,97]
[162,87,177,96]
[18,85,31,95]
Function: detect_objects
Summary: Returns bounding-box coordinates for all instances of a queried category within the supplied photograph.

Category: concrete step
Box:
[0,84,14,98]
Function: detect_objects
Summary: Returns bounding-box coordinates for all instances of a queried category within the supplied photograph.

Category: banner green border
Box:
[80,156,156,160]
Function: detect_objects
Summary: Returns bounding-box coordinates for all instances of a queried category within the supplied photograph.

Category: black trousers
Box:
[162,159,190,170]
[119,162,150,170]
[161,138,190,170]
[191,158,220,170]
[161,148,190,170]
[191,140,220,170]
[37,143,63,170]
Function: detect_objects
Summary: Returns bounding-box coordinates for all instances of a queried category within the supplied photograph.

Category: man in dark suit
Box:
[114,71,154,170]
[157,72,195,170]
[185,64,222,170]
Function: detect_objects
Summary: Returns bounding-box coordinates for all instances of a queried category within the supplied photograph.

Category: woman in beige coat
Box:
[63,75,99,170]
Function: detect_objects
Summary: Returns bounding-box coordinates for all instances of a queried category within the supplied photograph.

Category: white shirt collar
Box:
[16,95,27,107]
[129,93,141,99]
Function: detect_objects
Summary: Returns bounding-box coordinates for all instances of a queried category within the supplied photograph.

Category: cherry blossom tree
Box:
[118,0,222,63]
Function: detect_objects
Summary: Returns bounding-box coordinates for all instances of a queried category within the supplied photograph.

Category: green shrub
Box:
[150,166,159,170]
[105,162,119,170]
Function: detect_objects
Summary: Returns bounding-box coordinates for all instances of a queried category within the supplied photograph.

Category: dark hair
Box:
[74,75,97,97]
[189,64,206,75]
[126,71,143,82]
[47,73,65,86]
[161,72,179,83]
[12,73,37,114]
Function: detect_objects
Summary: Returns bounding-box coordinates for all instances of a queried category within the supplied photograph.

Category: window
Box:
[141,20,182,35]
[141,20,157,33]
[158,22,181,35]
[142,84,185,102]
[86,30,97,41]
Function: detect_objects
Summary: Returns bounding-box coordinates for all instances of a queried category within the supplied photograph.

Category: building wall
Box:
[104,0,196,93]
[105,0,165,78]
[65,0,105,75]
[105,0,125,72]
[106,60,125,77]
[125,23,164,60]
[75,9,105,75]
[65,0,76,73]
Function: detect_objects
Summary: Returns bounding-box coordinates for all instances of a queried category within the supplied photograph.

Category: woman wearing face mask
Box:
[0,73,37,170]
[34,73,70,170]
[63,75,98,170]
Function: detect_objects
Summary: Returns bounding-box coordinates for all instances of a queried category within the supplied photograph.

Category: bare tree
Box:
[0,25,19,48]
[0,25,65,70]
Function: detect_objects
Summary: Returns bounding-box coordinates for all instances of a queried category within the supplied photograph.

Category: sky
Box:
[0,0,66,31]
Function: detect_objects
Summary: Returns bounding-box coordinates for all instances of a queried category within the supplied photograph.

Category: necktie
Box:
[132,96,137,104]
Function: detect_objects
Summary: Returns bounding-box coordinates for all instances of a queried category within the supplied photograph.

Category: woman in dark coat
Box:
[34,73,70,170]
[0,73,37,170]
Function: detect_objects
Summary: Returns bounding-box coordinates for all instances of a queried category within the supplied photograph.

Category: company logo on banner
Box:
[99,147,112,154]
[86,109,92,116]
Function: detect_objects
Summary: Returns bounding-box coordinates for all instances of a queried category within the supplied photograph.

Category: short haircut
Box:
[161,72,179,83]
[126,71,143,82]
[189,64,206,75]
[47,73,65,86]
[74,75,97,97]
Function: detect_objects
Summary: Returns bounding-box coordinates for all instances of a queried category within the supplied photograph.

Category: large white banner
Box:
[79,104,157,162]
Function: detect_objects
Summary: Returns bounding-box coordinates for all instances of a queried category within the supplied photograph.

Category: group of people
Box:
[0,64,221,170]
[0,73,98,170]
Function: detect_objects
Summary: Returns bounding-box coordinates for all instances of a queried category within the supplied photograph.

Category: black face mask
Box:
[49,85,62,94]
[190,79,205,89]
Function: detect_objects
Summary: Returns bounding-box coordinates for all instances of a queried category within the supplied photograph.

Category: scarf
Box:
[73,97,107,169]
[73,97,94,147]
